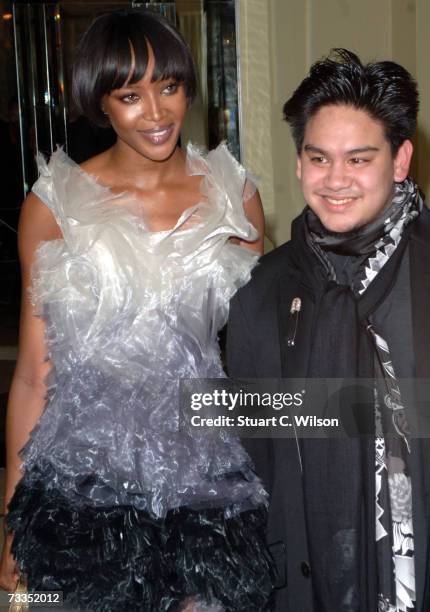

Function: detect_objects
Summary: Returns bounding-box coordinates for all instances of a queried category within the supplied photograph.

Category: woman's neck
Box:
[106,141,186,190]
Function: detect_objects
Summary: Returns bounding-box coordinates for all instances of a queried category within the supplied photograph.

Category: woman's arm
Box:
[237,189,265,255]
[0,192,60,591]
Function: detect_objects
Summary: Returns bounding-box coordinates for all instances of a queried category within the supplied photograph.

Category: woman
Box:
[0,9,273,611]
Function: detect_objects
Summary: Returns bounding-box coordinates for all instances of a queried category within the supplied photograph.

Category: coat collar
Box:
[280,206,430,380]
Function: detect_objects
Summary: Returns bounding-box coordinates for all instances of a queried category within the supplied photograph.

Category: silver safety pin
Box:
[287,297,301,347]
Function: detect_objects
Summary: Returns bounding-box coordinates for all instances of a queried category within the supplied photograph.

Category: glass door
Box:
[13,2,67,192]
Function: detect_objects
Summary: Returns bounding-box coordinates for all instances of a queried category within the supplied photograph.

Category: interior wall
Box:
[239,0,429,247]
[175,0,208,148]
[415,0,430,196]
[237,0,275,222]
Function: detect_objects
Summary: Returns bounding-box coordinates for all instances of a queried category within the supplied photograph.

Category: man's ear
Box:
[394,139,413,182]
[296,156,302,180]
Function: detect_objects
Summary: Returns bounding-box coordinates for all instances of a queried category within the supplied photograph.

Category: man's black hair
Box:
[283,48,419,155]
[72,9,197,128]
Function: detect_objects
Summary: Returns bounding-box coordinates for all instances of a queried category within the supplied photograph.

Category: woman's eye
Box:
[162,82,179,95]
[120,94,139,103]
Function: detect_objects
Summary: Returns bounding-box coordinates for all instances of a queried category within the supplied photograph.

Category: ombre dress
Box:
[7,144,274,612]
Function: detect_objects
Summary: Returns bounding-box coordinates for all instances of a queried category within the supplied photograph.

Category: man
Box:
[227,49,430,612]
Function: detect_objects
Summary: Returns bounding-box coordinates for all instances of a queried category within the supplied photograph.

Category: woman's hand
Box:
[0,531,19,592]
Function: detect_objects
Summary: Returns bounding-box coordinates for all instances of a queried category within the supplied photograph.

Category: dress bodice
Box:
[31,144,258,381]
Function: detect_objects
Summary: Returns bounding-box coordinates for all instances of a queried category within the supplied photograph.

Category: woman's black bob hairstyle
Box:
[72,9,197,127]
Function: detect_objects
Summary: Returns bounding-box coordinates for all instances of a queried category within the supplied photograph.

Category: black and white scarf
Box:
[294,179,423,612]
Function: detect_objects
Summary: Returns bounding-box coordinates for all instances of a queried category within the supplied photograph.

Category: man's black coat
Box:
[226,209,430,612]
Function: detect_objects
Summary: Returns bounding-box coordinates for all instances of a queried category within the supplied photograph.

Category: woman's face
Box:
[101,46,188,163]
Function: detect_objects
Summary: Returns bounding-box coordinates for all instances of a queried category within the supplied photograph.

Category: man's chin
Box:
[319,216,363,235]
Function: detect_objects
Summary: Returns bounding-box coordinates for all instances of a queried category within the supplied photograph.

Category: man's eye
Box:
[350,157,368,164]
[311,156,328,164]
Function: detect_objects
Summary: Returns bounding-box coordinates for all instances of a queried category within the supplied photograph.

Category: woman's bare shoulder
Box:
[19,192,62,263]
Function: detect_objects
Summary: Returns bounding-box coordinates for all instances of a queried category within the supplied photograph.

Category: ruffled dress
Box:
[7,144,274,611]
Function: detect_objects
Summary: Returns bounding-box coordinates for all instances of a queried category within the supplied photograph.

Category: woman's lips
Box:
[140,124,175,145]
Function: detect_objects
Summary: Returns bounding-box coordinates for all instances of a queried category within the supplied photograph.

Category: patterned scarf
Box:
[302,178,423,612]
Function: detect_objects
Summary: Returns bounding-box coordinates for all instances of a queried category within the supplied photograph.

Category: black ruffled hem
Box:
[7,477,275,611]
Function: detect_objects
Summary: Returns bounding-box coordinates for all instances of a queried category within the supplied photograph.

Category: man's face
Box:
[296,104,413,233]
